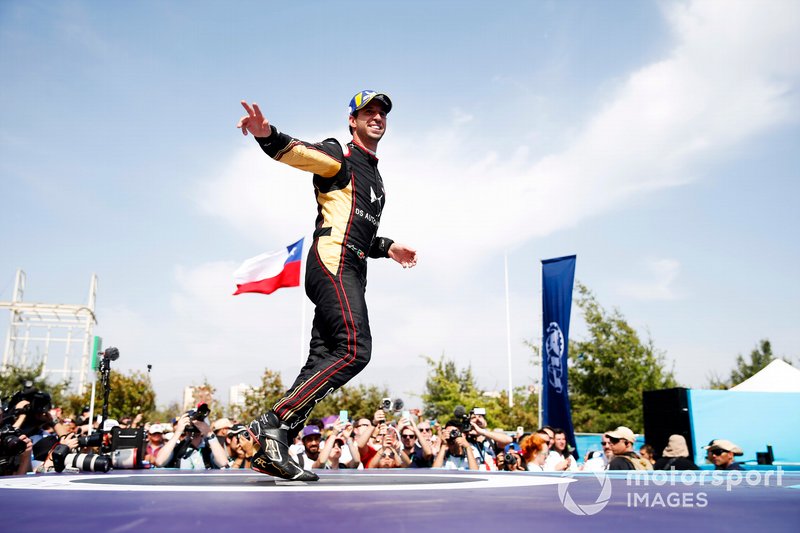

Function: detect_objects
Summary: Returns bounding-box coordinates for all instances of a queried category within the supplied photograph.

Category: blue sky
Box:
[2,0,798,410]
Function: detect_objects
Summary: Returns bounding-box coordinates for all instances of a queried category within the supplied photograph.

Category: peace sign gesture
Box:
[237,100,271,137]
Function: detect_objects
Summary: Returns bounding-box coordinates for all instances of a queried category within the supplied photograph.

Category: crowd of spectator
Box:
[1,384,748,476]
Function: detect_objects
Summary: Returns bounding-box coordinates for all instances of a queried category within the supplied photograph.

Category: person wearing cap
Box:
[294,425,325,470]
[501,442,525,471]
[211,417,233,446]
[144,423,166,466]
[225,424,255,469]
[604,426,653,470]
[237,90,417,482]
[704,439,744,471]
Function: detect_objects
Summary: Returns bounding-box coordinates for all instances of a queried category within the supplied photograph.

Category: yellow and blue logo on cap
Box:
[348,90,392,115]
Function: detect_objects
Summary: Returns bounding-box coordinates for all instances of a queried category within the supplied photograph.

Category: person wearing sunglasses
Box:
[237,91,417,482]
[398,415,433,468]
[604,426,653,471]
[703,439,744,471]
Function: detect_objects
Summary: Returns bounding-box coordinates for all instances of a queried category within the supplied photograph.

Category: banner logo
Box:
[545,322,565,393]
[558,472,612,516]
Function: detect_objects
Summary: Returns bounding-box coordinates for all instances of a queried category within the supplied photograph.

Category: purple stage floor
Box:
[1,469,798,532]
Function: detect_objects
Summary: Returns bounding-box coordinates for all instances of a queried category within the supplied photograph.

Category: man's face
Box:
[349,101,387,145]
[709,447,734,468]
[470,413,487,429]
[303,434,321,454]
[417,423,432,442]
[606,435,630,456]
[554,433,567,451]
[601,437,613,458]
[400,430,417,451]
[149,432,164,444]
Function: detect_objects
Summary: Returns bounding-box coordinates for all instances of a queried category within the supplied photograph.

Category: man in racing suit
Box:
[236,90,417,481]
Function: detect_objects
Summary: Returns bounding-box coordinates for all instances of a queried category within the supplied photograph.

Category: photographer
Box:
[432,420,479,471]
[155,412,228,469]
[33,432,79,473]
[6,388,56,471]
[501,442,527,472]
[0,422,32,476]
[465,407,511,471]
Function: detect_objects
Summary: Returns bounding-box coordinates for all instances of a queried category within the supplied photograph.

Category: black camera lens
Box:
[77,432,103,448]
[0,426,26,455]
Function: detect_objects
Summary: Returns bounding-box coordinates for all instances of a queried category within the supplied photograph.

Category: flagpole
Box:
[537,259,543,427]
[299,236,307,365]
[504,251,514,408]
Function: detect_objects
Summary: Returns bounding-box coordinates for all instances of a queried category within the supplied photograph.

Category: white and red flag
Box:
[232,238,304,295]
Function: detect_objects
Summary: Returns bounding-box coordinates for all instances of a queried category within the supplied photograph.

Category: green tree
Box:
[0,362,71,410]
[569,282,678,433]
[420,355,485,423]
[238,369,286,422]
[69,369,157,422]
[309,383,390,422]
[419,355,538,431]
[708,339,790,389]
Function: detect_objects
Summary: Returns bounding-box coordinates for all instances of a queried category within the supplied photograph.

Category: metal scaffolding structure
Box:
[1,269,98,393]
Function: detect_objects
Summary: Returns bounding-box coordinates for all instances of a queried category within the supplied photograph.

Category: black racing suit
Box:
[255,126,394,431]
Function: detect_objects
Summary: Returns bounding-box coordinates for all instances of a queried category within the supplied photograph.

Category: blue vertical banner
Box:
[541,255,577,455]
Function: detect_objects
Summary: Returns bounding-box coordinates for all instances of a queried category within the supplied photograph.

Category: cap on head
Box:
[349,90,392,115]
[302,425,321,439]
[703,439,743,456]
[604,426,636,444]
[228,423,248,437]
[211,418,233,432]
[504,442,521,454]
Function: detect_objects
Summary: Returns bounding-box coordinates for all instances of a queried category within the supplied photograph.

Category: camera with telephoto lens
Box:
[0,425,26,457]
[0,424,27,476]
[448,428,462,442]
[51,443,112,473]
[77,431,104,448]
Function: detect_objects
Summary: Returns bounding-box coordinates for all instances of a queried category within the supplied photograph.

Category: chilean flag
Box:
[233,238,304,295]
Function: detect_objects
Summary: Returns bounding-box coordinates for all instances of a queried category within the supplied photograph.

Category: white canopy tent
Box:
[730,359,800,392]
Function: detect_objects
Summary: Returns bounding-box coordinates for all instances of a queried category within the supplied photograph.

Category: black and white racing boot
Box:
[248,411,318,482]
